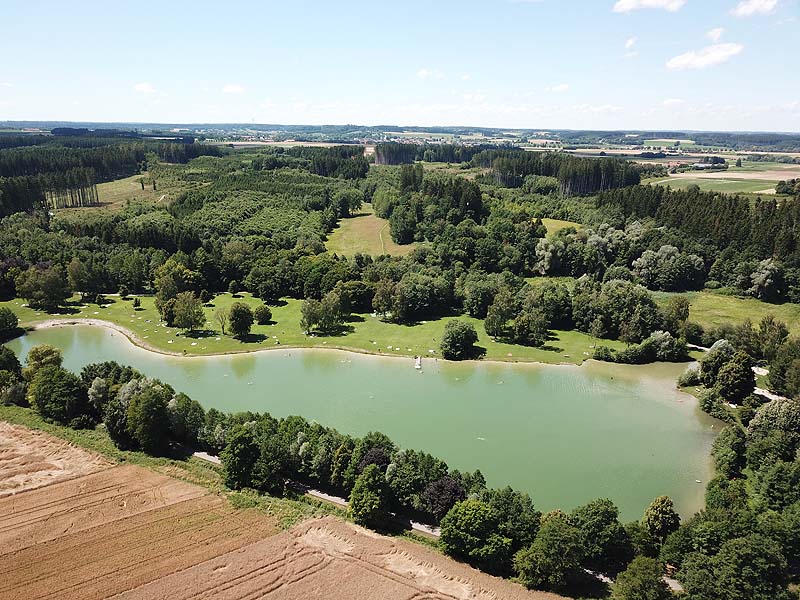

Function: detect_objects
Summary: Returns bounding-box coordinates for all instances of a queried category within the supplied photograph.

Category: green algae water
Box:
[5,324,719,520]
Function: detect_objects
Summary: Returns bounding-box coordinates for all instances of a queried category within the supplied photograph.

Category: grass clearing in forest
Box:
[2,292,622,365]
[91,174,166,210]
[541,218,582,235]
[325,203,416,257]
[653,290,800,335]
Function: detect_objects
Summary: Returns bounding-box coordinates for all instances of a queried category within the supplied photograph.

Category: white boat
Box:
[414,356,422,370]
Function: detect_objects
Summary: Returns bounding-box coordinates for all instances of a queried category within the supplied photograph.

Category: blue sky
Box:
[1,0,798,130]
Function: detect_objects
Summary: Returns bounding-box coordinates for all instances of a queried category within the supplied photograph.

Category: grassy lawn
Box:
[653,290,800,335]
[541,218,582,235]
[325,203,417,257]
[2,292,622,365]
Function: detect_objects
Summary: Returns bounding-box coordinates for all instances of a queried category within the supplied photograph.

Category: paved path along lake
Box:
[6,324,720,520]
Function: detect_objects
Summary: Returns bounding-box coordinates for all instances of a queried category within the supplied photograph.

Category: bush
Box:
[126,384,172,453]
[514,512,584,592]
[611,556,671,600]
[0,307,19,336]
[29,365,91,425]
[0,370,26,406]
[440,499,512,574]
[0,346,22,377]
[698,388,734,422]
[228,302,254,338]
[253,304,272,325]
[716,350,756,404]
[168,392,205,445]
[677,366,701,387]
[593,345,617,362]
[440,320,479,360]
[349,463,390,528]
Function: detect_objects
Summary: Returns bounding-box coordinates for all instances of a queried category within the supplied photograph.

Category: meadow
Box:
[325,203,417,257]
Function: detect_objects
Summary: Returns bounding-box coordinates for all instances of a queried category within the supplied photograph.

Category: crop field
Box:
[0,422,557,600]
[115,516,560,600]
[643,138,697,147]
[646,177,778,194]
[2,292,625,365]
[325,204,417,257]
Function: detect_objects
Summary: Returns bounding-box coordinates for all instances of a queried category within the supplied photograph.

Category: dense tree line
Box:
[471,150,641,195]
[373,142,508,165]
[668,362,800,599]
[0,138,221,217]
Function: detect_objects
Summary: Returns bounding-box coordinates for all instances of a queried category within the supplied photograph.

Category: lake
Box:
[5,324,719,520]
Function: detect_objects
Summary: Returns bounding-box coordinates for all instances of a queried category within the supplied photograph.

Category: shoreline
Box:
[30,317,587,368]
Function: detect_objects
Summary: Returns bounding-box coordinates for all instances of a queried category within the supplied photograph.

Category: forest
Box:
[1,133,800,598]
[0,135,221,215]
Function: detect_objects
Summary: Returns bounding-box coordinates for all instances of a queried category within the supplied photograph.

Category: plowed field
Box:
[0,422,559,600]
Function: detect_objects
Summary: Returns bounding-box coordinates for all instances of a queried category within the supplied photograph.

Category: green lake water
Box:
[5,324,719,520]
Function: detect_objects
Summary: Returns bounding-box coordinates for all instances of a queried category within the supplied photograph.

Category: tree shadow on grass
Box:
[311,325,356,338]
[240,333,268,344]
[343,314,365,323]
[389,308,462,328]
[184,329,218,339]
[48,303,81,316]
[539,344,564,353]
[267,299,288,308]
[464,345,488,360]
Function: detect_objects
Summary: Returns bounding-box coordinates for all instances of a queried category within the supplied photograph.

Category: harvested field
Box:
[682,169,800,181]
[0,423,560,600]
[0,421,111,496]
[115,517,561,600]
[0,464,206,554]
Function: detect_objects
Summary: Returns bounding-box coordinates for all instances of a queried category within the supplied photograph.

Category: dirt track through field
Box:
[0,422,560,600]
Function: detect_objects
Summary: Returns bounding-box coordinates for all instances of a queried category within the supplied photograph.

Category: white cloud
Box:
[731,0,778,17]
[662,98,686,108]
[706,27,725,42]
[624,51,639,58]
[625,36,638,49]
[133,82,155,94]
[545,83,570,92]
[222,84,246,94]
[0,82,12,88]
[417,68,444,80]
[613,0,686,13]
[666,42,744,70]
[460,74,472,81]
